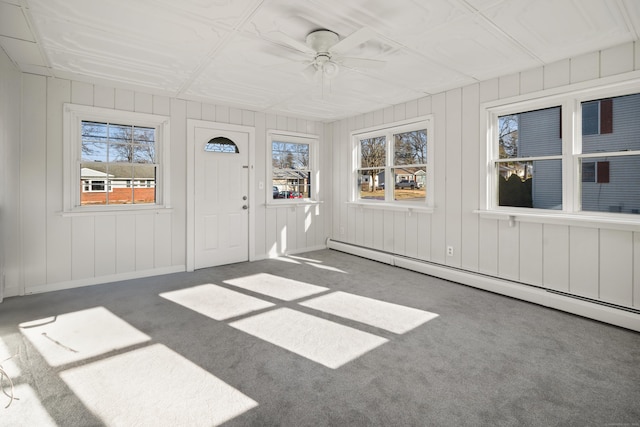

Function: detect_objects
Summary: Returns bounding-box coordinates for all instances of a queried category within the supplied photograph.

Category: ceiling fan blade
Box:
[330,27,376,55]
[301,62,320,81]
[264,31,316,55]
[340,57,386,69]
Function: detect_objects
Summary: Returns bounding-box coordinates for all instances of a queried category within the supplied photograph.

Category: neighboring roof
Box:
[273,170,308,180]
[80,167,113,178]
[80,163,155,179]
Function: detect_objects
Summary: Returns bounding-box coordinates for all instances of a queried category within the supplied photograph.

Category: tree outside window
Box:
[354,119,432,205]
[80,121,157,206]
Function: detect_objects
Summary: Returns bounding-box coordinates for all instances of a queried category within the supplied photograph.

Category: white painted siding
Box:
[2,75,327,297]
[329,41,640,311]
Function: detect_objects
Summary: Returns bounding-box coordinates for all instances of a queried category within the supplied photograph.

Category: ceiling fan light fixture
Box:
[322,61,339,78]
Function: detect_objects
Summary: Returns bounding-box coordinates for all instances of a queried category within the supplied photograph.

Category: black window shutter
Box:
[597,161,610,183]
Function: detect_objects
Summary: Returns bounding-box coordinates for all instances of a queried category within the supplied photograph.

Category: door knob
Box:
[242,205,248,210]
[242,196,247,200]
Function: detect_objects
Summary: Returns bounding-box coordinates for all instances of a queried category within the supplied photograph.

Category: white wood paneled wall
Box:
[0,49,22,300]
[3,73,327,297]
[330,41,640,311]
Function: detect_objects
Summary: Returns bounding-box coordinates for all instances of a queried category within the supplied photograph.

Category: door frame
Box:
[186,119,256,271]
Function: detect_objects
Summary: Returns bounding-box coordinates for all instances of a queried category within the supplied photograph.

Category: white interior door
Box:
[194,126,249,269]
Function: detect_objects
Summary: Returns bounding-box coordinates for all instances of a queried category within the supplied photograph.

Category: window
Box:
[268,131,317,202]
[353,117,433,207]
[82,179,112,193]
[579,93,640,214]
[582,99,613,135]
[205,137,239,153]
[496,106,563,210]
[64,104,170,211]
[486,86,640,217]
[80,121,156,206]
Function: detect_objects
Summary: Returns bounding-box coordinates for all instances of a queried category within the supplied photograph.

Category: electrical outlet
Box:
[447,246,454,257]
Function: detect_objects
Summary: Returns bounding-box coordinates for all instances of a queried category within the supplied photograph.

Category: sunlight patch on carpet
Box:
[0,337,21,378]
[1,384,57,426]
[160,284,274,321]
[19,307,151,367]
[229,308,388,369]
[225,273,329,301]
[300,291,439,334]
[60,344,257,426]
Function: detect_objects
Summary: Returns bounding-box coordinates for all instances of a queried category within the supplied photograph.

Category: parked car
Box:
[395,180,418,189]
[273,186,279,198]
[276,191,302,199]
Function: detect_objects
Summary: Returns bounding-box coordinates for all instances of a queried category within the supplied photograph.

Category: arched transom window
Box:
[204,137,239,153]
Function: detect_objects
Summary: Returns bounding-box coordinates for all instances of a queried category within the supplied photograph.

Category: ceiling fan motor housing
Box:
[306,30,340,54]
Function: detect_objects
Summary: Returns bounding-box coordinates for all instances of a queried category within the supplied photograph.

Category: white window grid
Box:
[352,117,434,207]
[484,80,640,217]
[63,103,170,212]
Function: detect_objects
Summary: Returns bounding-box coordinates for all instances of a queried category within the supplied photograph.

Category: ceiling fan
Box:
[265,27,385,82]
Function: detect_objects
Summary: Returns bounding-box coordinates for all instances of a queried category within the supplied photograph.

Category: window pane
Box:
[132,165,156,204]
[582,161,596,183]
[582,101,599,135]
[392,167,426,202]
[499,106,562,158]
[358,169,384,200]
[581,155,640,214]
[582,93,640,154]
[133,141,155,164]
[80,162,109,205]
[108,165,133,204]
[394,130,427,165]
[82,121,108,144]
[272,170,309,199]
[272,142,309,169]
[133,127,156,163]
[360,136,386,168]
[110,143,134,163]
[498,160,562,209]
[82,141,108,162]
[133,126,155,144]
[109,124,132,144]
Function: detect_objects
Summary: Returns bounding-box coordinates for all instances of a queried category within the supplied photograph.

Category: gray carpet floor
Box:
[0,249,639,426]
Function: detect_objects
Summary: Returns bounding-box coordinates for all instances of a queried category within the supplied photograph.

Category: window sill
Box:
[348,201,434,214]
[266,200,322,208]
[61,205,173,217]
[475,209,640,231]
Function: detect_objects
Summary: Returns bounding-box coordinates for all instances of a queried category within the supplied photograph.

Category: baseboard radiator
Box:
[326,239,640,333]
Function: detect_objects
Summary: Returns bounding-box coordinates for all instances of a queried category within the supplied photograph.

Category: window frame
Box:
[351,116,434,210]
[63,103,170,213]
[482,76,640,223]
[267,130,319,205]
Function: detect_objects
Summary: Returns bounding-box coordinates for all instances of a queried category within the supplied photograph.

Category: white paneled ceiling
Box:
[1,0,638,121]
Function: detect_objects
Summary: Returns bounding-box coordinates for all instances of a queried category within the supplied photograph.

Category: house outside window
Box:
[496,106,563,210]
[268,131,318,202]
[353,117,433,207]
[485,87,640,217]
[63,104,170,212]
[80,121,157,206]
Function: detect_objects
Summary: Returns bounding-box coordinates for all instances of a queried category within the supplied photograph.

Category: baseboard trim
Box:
[326,239,640,333]
[25,265,187,295]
